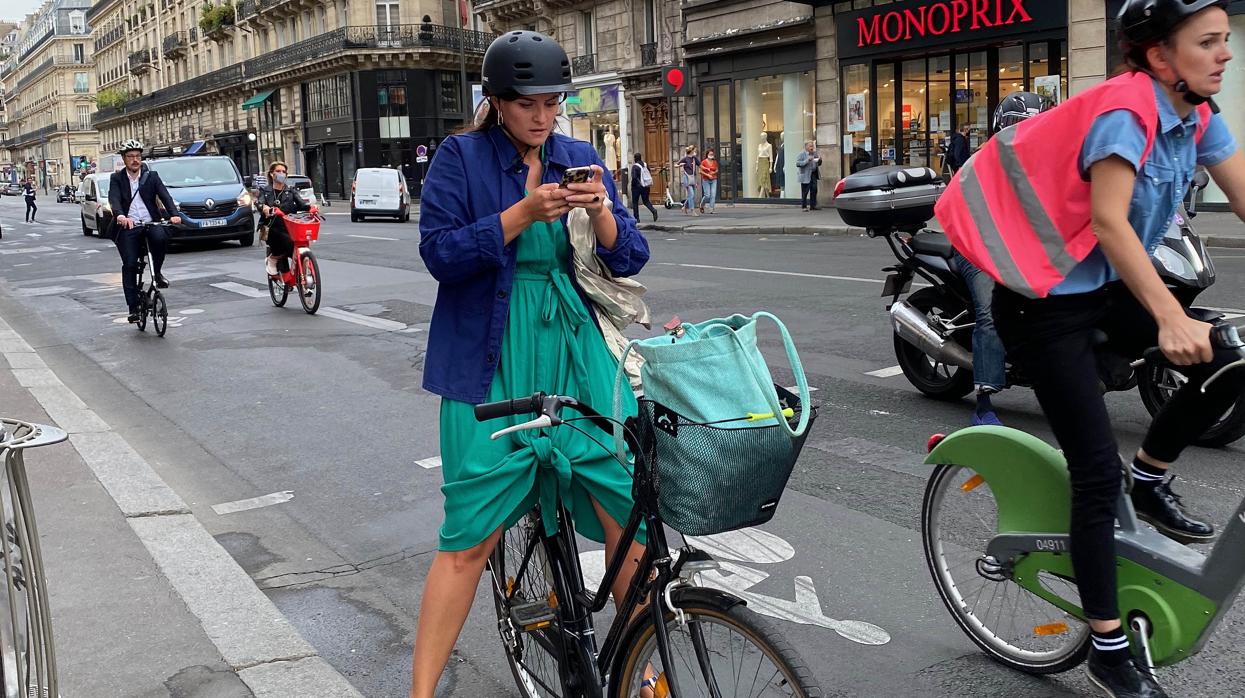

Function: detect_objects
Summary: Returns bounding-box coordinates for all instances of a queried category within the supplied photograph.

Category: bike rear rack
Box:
[0,419,67,698]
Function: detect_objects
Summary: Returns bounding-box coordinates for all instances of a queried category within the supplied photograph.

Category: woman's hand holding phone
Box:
[522,183,571,224]
[563,164,607,216]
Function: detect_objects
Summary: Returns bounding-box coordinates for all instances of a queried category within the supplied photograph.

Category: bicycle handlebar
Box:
[474,392,547,421]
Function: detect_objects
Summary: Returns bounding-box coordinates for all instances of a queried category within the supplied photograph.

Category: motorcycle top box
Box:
[835,165,944,231]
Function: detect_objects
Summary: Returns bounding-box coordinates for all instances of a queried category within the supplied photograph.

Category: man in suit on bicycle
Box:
[108,139,182,323]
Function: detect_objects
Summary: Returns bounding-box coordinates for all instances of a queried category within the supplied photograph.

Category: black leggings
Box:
[993,282,1245,620]
[631,185,657,221]
[25,198,37,220]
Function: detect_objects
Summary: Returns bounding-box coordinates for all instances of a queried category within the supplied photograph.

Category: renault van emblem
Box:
[205,198,215,209]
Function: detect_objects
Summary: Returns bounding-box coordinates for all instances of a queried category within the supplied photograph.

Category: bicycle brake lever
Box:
[490,414,555,441]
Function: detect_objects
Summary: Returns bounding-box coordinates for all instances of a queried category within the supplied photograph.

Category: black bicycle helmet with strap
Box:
[1117,0,1229,106]
[481,30,573,99]
[992,91,1054,132]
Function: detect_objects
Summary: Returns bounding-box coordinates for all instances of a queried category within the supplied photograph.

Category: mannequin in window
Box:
[754,133,772,198]
[603,125,618,175]
[774,130,786,194]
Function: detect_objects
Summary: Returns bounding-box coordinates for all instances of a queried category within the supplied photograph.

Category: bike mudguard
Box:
[925,425,1071,534]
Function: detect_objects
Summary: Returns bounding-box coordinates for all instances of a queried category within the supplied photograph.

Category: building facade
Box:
[89,0,493,199]
[0,22,17,182]
[0,0,97,193]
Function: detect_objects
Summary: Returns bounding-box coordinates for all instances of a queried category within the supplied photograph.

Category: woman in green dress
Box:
[411,31,650,697]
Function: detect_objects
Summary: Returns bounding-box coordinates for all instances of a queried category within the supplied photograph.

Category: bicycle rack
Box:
[0,419,67,698]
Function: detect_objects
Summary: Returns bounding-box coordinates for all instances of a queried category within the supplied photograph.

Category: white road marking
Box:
[25,232,42,237]
[865,365,905,378]
[316,307,407,331]
[685,529,794,564]
[81,249,102,255]
[211,281,268,298]
[0,246,54,255]
[212,491,295,516]
[658,262,883,285]
[13,286,74,297]
[415,457,442,469]
[181,308,205,315]
[347,234,400,241]
[13,263,32,267]
[784,385,819,394]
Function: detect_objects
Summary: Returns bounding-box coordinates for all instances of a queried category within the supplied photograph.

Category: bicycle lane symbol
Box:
[580,527,891,646]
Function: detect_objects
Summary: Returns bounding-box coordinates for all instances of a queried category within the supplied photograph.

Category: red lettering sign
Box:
[855,0,1036,48]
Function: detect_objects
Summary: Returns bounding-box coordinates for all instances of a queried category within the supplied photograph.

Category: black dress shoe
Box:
[155,274,169,289]
[1086,648,1168,698]
[127,310,139,323]
[1132,476,1215,544]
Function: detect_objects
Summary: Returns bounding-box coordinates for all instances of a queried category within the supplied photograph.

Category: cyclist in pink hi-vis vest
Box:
[937,2,1245,697]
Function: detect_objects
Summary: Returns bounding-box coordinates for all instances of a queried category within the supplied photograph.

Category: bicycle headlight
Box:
[237,191,253,208]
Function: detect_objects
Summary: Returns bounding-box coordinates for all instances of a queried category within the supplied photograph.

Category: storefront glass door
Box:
[954,51,989,150]
[876,64,896,166]
[700,82,736,204]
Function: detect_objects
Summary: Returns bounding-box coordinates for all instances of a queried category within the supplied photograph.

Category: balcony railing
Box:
[129,49,154,74]
[238,0,256,19]
[163,31,188,57]
[641,42,658,67]
[95,25,125,52]
[248,23,493,78]
[15,54,94,93]
[189,27,199,43]
[571,53,596,76]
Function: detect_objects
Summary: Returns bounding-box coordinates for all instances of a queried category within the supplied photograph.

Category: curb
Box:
[1206,235,1245,249]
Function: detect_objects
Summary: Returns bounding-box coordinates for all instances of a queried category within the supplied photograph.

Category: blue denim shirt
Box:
[419,127,649,403]
[1052,79,1236,295]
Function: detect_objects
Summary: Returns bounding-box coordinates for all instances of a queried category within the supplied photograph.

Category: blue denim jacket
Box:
[418,127,649,403]
[1052,78,1237,295]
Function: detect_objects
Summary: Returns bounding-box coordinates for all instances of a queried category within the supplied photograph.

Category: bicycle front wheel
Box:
[136,291,150,332]
[152,291,168,337]
[922,464,1089,674]
[611,596,822,698]
[297,250,321,314]
[269,274,289,307]
[488,513,568,698]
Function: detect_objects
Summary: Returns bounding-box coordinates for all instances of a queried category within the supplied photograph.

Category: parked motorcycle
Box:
[834,165,1244,448]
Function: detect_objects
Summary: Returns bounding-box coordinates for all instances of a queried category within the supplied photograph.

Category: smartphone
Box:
[560,166,593,187]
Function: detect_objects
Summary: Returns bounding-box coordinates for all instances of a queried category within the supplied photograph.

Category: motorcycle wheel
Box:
[1137,364,1245,448]
[893,287,975,401]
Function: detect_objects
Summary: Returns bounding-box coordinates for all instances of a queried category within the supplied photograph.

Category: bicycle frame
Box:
[927,421,1245,666]
[499,412,701,697]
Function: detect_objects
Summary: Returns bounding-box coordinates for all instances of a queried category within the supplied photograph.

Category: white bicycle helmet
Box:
[118,139,144,155]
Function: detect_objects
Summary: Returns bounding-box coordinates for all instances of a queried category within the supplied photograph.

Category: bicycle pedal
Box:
[509,600,557,631]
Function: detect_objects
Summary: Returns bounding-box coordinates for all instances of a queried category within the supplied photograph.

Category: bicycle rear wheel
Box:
[488,513,568,698]
[611,595,822,698]
[297,250,321,314]
[153,291,168,337]
[922,464,1089,674]
[136,290,150,332]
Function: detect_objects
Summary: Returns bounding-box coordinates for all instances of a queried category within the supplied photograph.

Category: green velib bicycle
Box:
[921,323,1245,682]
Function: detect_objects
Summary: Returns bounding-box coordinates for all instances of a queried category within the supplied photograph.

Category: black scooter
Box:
[875,169,1244,448]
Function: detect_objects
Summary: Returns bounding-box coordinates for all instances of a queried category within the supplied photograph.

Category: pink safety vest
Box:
[934,71,1211,298]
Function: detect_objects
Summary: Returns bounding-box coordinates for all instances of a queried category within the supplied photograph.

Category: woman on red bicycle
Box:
[258,161,312,277]
[411,30,650,697]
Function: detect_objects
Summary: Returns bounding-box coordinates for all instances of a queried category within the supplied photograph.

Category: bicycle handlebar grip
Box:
[474,393,544,422]
[1212,323,1244,350]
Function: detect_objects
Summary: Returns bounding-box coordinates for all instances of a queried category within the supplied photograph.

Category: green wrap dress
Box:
[437,220,640,551]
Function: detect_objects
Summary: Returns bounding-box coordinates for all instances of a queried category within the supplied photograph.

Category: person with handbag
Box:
[699,148,719,214]
[256,161,312,277]
[629,152,659,222]
[411,30,650,698]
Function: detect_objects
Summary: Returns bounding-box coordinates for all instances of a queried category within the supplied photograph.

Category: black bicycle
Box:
[476,387,822,698]
[133,221,170,337]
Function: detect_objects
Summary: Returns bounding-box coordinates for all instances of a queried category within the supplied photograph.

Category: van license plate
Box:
[201,218,227,227]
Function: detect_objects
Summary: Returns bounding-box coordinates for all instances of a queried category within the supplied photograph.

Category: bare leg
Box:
[409,527,503,698]
[592,498,656,697]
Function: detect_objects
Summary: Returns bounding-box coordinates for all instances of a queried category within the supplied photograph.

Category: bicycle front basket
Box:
[636,385,817,537]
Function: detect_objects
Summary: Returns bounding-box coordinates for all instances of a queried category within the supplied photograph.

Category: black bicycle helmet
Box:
[1118,0,1228,47]
[481,30,573,99]
[992,92,1054,132]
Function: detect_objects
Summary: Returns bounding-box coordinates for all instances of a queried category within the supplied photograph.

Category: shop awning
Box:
[184,140,206,155]
[241,89,275,110]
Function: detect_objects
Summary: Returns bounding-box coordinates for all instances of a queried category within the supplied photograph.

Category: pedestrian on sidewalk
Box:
[796,141,822,211]
[699,148,719,214]
[947,124,971,174]
[411,30,651,698]
[630,153,659,222]
[23,179,38,222]
[676,145,699,216]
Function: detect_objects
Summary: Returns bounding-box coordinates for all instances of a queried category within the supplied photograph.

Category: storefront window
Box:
[928,56,951,175]
[998,44,1025,106]
[566,85,621,174]
[842,63,870,174]
[735,72,814,199]
[1205,12,1244,205]
[901,59,926,167]
[954,51,988,149]
[877,64,896,166]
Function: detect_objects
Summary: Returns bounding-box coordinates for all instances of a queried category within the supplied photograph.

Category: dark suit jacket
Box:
[949,132,970,170]
[108,166,177,223]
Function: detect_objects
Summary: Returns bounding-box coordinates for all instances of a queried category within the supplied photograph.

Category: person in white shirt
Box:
[107,139,183,323]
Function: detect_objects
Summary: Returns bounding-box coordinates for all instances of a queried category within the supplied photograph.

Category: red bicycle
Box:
[267,208,322,314]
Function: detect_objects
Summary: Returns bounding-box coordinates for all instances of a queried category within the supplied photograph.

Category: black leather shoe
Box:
[155,274,169,289]
[1086,649,1168,698]
[127,310,139,323]
[1132,476,1215,544]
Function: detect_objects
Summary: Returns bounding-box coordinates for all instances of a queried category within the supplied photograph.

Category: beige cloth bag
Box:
[566,199,650,394]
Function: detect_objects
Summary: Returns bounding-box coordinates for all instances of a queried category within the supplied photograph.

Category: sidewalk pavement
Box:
[632,203,1245,249]
[0,306,363,697]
